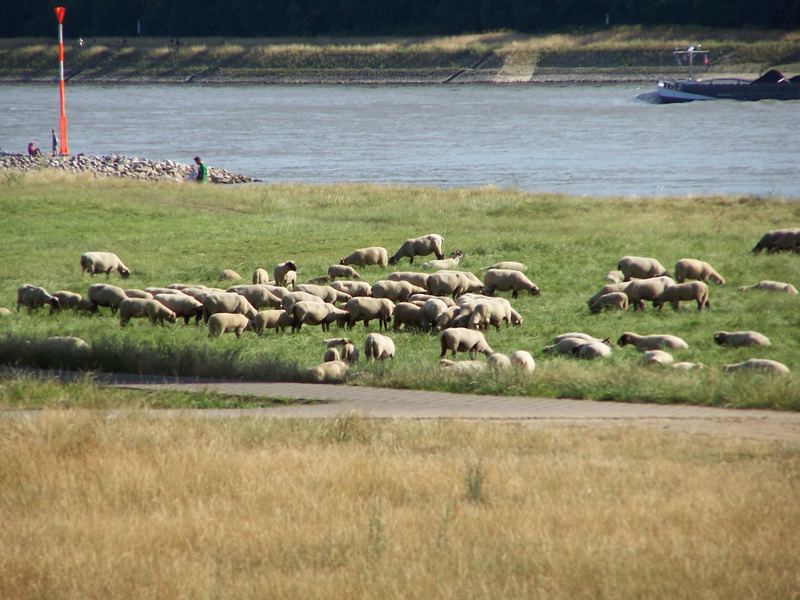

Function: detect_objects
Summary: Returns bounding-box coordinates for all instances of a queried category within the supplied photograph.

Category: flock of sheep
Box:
[9,228,797,382]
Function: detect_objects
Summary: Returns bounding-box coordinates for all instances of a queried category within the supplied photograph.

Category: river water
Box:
[2,83,798,197]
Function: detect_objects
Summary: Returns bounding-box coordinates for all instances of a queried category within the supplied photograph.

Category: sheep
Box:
[510,350,535,373]
[251,309,294,334]
[273,261,297,288]
[327,264,362,281]
[738,281,799,294]
[388,271,430,289]
[409,293,456,307]
[465,302,492,330]
[281,291,325,311]
[446,270,484,292]
[154,293,204,325]
[330,280,372,298]
[421,298,450,327]
[16,284,59,312]
[487,353,512,369]
[40,335,90,356]
[207,313,251,339]
[617,256,669,281]
[124,289,153,300]
[227,284,283,309]
[433,306,462,331]
[389,234,445,265]
[722,359,790,376]
[553,332,607,344]
[167,283,200,291]
[623,276,676,311]
[672,362,705,370]
[0,308,11,317]
[543,336,594,356]
[291,301,349,332]
[323,347,341,362]
[372,280,427,303]
[422,250,464,270]
[713,331,771,347]
[144,286,185,296]
[252,268,271,284]
[751,228,800,254]
[571,342,613,360]
[674,259,725,285]
[324,338,360,364]
[345,297,395,330]
[588,291,629,314]
[605,270,625,284]
[392,302,427,331]
[87,283,128,314]
[439,359,487,374]
[340,246,389,268]
[294,284,351,304]
[180,287,215,301]
[482,261,527,273]
[365,333,396,360]
[426,271,473,299]
[587,282,632,308]
[259,284,290,300]
[617,332,689,351]
[483,269,540,299]
[652,281,710,311]
[642,350,674,366]
[80,252,130,278]
[202,292,258,323]
[439,328,493,359]
[119,298,176,327]
[219,269,241,281]
[308,360,349,383]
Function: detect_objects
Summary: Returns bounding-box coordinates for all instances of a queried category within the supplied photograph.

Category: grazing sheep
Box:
[439,328,493,359]
[295,284,351,304]
[642,350,674,366]
[50,291,95,314]
[487,353,512,369]
[329,281,371,298]
[510,350,535,373]
[219,269,241,281]
[572,342,613,360]
[290,301,349,332]
[17,285,59,312]
[674,259,725,285]
[154,293,204,325]
[423,250,464,270]
[365,333,396,361]
[447,270,484,292]
[483,269,540,299]
[144,286,185,296]
[482,261,527,273]
[722,359,790,376]
[426,271,474,299]
[409,293,456,307]
[421,298,450,327]
[738,281,799,294]
[327,264,362,281]
[273,261,297,288]
[439,359,487,374]
[617,256,669,281]
[588,291,629,314]
[458,295,522,329]
[623,276,675,311]
[372,280,427,303]
[652,281,710,311]
[388,271,430,289]
[207,313,251,339]
[251,309,294,334]
[167,283,200,291]
[544,336,596,356]
[672,362,705,370]
[713,331,771,347]
[123,289,153,300]
[751,228,800,254]
[340,246,389,268]
[587,282,632,308]
[308,360,349,383]
[281,291,325,311]
[119,298,176,327]
[87,283,128,314]
[389,234,445,265]
[80,252,130,279]
[617,332,689,351]
[323,347,341,362]
[346,297,395,330]
[605,270,625,284]
[202,292,258,323]
[392,302,428,331]
[252,268,270,284]
[227,284,283,310]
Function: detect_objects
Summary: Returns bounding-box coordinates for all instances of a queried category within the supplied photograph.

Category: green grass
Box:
[1,171,799,409]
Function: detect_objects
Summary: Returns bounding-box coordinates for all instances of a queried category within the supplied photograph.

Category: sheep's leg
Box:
[671,300,679,311]
[512,290,519,299]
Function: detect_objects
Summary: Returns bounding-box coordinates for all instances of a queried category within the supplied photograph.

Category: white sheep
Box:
[387,271,430,289]
[295,283,351,304]
[144,286,185,296]
[330,280,372,298]
[119,298,176,327]
[219,269,241,281]
[372,280,427,303]
[510,350,535,372]
[672,362,705,370]
[410,293,456,306]
[588,291,629,314]
[365,333,396,360]
[226,284,283,310]
[544,336,598,356]
[713,331,771,347]
[439,359,487,374]
[652,281,710,311]
[252,268,271,284]
[51,291,96,314]
[123,289,153,299]
[273,261,297,288]
[340,247,389,267]
[40,335,91,356]
[345,297,395,330]
[617,256,669,281]
[154,293,204,324]
[623,276,675,311]
[308,360,350,383]
[722,359,790,376]
[324,338,360,364]
[323,347,341,362]
[587,282,632,308]
[327,264,362,280]
[487,353,512,369]
[422,298,450,327]
[483,269,540,299]
[281,291,325,311]
[392,302,428,331]
[617,332,689,351]
[291,301,349,332]
[674,259,725,285]
[605,270,625,284]
[389,234,445,265]
[642,349,674,366]
[17,284,59,312]
[202,292,258,323]
[571,341,613,359]
[251,309,294,334]
[87,283,128,314]
[80,252,130,279]
[426,271,473,298]
[439,328,494,359]
[422,250,464,270]
[482,261,527,273]
[207,313,251,339]
[738,281,799,294]
[553,332,607,344]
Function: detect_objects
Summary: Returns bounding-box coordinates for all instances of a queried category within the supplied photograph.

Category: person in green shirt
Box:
[194,156,208,183]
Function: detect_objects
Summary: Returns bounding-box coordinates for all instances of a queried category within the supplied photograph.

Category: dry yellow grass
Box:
[1,412,798,598]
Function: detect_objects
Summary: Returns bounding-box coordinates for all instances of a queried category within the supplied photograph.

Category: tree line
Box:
[4,0,798,38]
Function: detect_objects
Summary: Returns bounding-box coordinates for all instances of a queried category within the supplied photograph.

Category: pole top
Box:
[55,6,65,23]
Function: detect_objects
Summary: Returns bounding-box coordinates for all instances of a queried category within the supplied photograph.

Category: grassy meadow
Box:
[1,171,800,409]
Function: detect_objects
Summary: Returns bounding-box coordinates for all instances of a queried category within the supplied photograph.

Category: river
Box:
[2,83,798,197]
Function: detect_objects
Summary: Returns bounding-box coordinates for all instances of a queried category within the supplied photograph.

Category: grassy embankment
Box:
[1,172,799,409]
[1,413,799,598]
[0,26,798,82]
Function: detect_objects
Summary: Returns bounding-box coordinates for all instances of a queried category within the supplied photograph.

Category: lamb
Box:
[642,350,674,366]
[482,269,540,299]
[80,252,130,278]
[202,292,258,323]
[439,359,487,374]
[281,291,325,311]
[388,271,430,289]
[227,284,283,309]
[371,280,427,303]
[439,328,494,359]
[713,331,771,347]
[751,228,800,254]
[617,256,669,281]
[389,234,445,265]
[252,268,271,284]
[324,337,360,363]
[119,298,176,327]
[345,297,395,330]
[340,246,389,268]
[327,264,362,281]
[587,282,632,308]
[207,313,251,339]
[219,269,241,281]
[588,291,629,314]
[392,302,427,331]
[87,283,128,314]
[622,276,675,311]
[308,360,349,383]
[482,261,527,273]
[738,281,799,294]
[510,350,535,373]
[251,309,294,334]
[571,341,613,359]
[487,353,512,369]
[722,359,790,376]
[605,270,625,284]
[16,284,59,312]
[294,284,351,304]
[674,259,725,285]
[330,280,372,298]
[426,271,473,298]
[154,293,204,324]
[365,332,396,360]
[273,261,297,288]
[52,291,96,314]
[617,332,689,351]
[422,250,464,270]
[290,301,349,332]
[652,281,710,311]
[124,289,153,299]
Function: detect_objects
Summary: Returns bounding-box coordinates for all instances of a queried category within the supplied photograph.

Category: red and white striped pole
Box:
[54,6,69,155]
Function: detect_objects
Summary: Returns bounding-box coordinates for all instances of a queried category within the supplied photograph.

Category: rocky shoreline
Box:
[0,152,257,184]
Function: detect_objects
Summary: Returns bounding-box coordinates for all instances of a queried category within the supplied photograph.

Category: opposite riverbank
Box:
[1,26,798,84]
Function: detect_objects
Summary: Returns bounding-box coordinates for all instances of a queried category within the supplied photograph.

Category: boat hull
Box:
[640,77,800,103]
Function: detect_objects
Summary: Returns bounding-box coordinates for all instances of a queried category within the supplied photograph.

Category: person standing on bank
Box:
[194,156,208,183]
[51,129,58,156]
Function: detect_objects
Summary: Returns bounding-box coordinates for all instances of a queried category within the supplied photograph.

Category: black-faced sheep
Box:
[323,347,340,362]
[52,291,96,314]
[713,331,771,347]
[17,284,59,312]
[392,302,427,331]
[487,353,512,369]
[652,281,710,311]
[281,291,325,311]
[119,298,176,327]
[123,289,153,300]
[544,337,596,356]
[588,291,629,314]
[327,264,362,281]
[751,229,800,254]
[617,256,669,281]
[330,280,372,298]
[439,359,487,374]
[273,261,297,288]
[674,259,725,285]
[482,269,540,299]
[207,313,251,338]
[439,328,493,359]
[80,252,130,279]
[364,333,395,360]
[426,271,473,299]
[722,359,790,375]
[587,282,632,308]
[345,297,395,330]
[617,332,689,351]
[389,234,444,265]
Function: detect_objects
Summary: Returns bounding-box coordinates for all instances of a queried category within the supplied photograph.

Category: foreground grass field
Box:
[1,172,799,408]
[1,412,798,598]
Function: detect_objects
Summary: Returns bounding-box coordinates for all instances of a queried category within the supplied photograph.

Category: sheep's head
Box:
[617,333,633,346]
[119,267,131,279]
[528,284,541,296]
[713,332,726,345]
[285,261,297,272]
[450,249,464,258]
[388,256,398,266]
[48,297,60,310]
